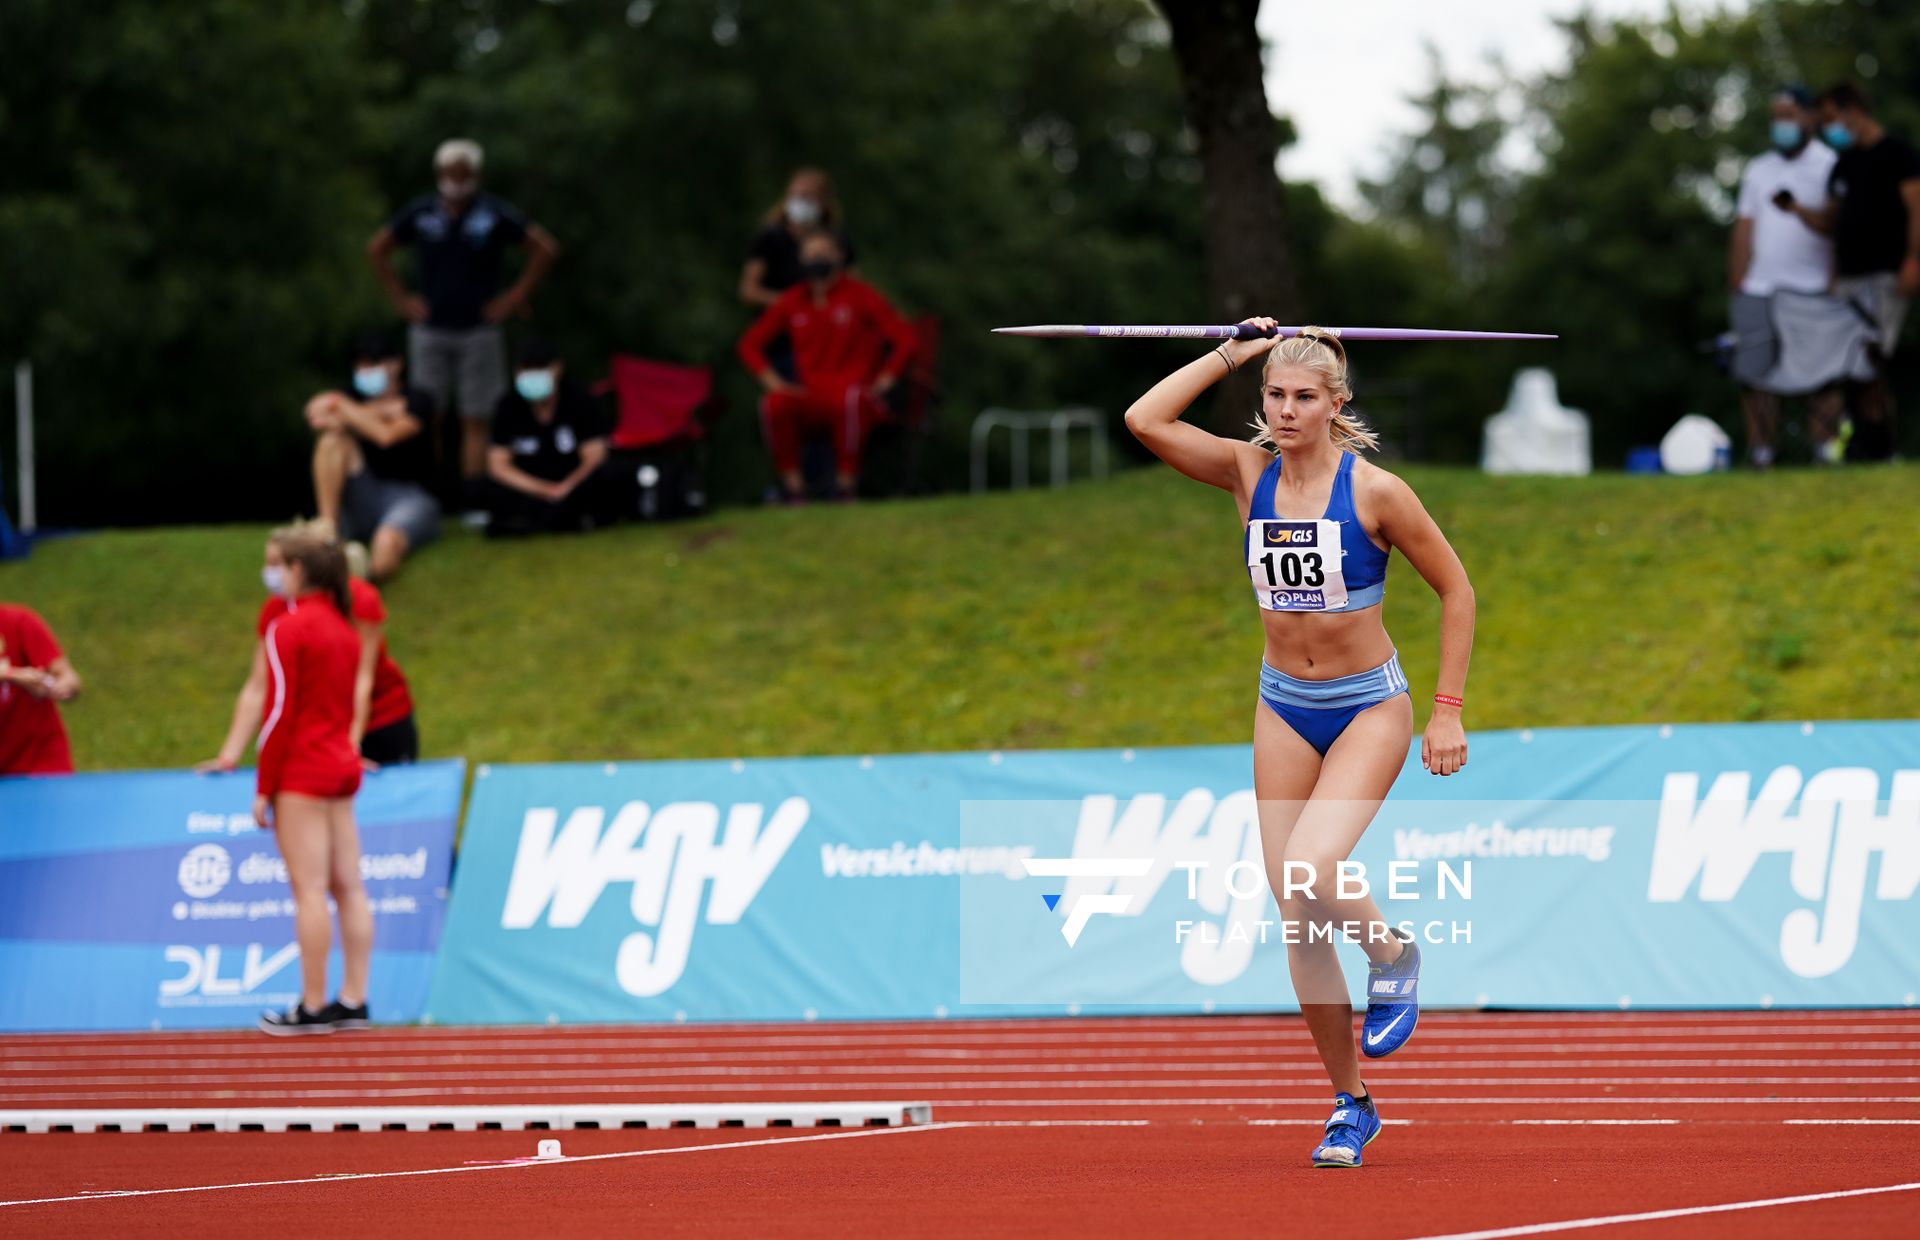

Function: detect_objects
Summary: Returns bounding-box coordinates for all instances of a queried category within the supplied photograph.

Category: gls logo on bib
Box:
[499,799,807,996]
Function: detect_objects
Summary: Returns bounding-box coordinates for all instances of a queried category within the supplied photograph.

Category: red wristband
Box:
[1433,694,1464,709]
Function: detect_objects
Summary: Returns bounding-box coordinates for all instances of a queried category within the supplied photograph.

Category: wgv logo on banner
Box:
[1650,766,1920,978]
[498,797,806,995]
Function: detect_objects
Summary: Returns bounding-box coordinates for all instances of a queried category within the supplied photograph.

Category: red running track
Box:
[2,1010,1918,1238]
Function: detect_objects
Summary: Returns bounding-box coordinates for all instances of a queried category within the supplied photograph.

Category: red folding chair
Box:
[888,315,941,430]
[594,354,719,518]
[873,315,941,494]
[601,354,716,452]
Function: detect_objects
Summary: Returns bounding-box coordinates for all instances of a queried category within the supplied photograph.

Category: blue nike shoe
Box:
[1361,931,1421,1059]
[1311,1090,1382,1168]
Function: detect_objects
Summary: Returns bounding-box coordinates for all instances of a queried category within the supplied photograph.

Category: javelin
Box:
[991,324,1556,342]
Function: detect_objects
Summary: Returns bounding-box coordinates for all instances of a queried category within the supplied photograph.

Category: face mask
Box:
[515,369,556,403]
[785,196,821,226]
[352,367,389,398]
[803,259,837,282]
[1770,120,1806,151]
[262,566,286,595]
[439,176,477,201]
[1823,122,1853,150]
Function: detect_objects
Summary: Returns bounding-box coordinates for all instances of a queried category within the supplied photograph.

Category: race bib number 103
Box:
[1246,519,1348,611]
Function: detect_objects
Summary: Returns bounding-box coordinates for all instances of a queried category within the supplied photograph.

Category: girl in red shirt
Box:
[0,604,82,776]
[202,527,418,775]
[247,534,375,1035]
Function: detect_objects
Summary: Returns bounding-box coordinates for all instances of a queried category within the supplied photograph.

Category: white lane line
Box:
[6,1073,1911,1093]
[1508,1119,1679,1126]
[1402,1180,1920,1240]
[0,1121,963,1210]
[7,1054,1916,1074]
[6,1027,1912,1053]
[1248,1118,1415,1126]
[925,1105,1920,1113]
[1783,1118,1920,1125]
[940,1119,1153,1127]
[5,1008,1909,1035]
[4,1013,1907,1046]
[12,1089,1920,1106]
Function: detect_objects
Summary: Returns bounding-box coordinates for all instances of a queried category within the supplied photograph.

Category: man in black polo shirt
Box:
[482,340,625,536]
[1809,82,1920,460]
[305,332,441,581]
[366,138,562,485]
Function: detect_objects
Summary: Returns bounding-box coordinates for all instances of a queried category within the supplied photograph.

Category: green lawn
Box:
[5,463,1916,772]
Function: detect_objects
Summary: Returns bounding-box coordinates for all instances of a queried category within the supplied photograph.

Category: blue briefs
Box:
[1258,652,1409,756]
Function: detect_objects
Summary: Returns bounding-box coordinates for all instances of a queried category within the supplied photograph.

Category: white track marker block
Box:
[0,1101,933,1135]
[536,1139,563,1159]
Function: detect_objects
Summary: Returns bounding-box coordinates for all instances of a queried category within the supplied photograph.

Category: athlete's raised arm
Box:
[1123,315,1278,493]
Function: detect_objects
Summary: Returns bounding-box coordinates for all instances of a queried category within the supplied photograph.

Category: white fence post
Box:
[14,362,34,534]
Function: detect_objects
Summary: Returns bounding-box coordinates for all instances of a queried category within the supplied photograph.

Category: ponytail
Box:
[277,531,352,615]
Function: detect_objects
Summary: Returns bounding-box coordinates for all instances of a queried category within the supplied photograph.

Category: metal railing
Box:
[969,407,1109,493]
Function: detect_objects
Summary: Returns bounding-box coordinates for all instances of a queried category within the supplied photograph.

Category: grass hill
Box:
[5,462,1916,772]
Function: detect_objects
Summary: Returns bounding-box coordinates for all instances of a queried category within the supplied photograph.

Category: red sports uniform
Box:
[258,578,412,733]
[737,274,917,477]
[257,593,363,801]
[0,604,74,776]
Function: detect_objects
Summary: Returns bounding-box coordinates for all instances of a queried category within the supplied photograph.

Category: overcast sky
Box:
[1258,0,1746,208]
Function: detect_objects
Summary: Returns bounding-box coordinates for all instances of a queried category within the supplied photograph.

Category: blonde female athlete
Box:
[1124,318,1474,1168]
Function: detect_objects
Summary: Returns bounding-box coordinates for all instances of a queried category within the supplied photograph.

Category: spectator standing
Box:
[306,332,440,581]
[738,231,917,502]
[0,603,80,776]
[200,524,419,776]
[1811,82,1920,459]
[367,139,562,484]
[1728,87,1843,467]
[739,168,858,310]
[482,340,624,535]
[740,169,859,386]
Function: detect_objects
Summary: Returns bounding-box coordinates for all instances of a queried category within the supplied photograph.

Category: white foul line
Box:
[1403,1180,1920,1240]
[0,1122,961,1210]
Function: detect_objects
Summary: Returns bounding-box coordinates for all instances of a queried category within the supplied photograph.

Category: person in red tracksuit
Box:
[250,534,376,1036]
[202,525,420,776]
[737,229,917,501]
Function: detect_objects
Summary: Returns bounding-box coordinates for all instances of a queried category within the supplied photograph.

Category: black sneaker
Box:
[258,1003,336,1036]
[317,998,370,1031]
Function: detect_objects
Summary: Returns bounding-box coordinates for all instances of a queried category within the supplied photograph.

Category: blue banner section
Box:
[0,761,463,1030]
[425,723,1920,1023]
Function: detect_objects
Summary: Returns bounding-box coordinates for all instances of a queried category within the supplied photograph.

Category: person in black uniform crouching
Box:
[481,339,628,536]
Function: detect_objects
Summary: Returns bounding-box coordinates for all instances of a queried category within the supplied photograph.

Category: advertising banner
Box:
[0,761,464,1030]
[425,723,1919,1024]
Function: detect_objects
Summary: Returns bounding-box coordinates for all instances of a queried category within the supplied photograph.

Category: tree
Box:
[0,0,387,525]
[0,0,1208,521]
[1156,0,1301,421]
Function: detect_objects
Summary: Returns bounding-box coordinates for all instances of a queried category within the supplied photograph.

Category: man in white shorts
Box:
[1728,86,1842,467]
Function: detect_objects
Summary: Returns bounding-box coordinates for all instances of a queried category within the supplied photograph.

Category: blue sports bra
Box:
[1246,451,1389,611]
